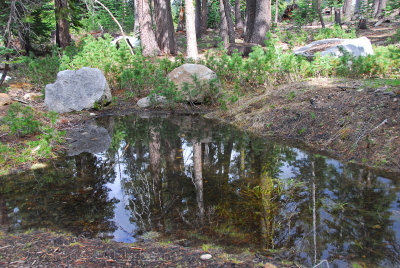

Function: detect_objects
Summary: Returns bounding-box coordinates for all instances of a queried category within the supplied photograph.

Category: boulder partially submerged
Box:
[45,67,111,113]
[293,37,374,58]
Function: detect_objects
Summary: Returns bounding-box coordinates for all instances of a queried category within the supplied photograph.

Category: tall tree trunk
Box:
[154,0,177,54]
[314,0,325,28]
[334,8,341,25]
[185,0,198,59]
[219,0,229,47]
[134,0,140,34]
[235,0,244,34]
[177,5,185,31]
[373,0,380,17]
[55,0,71,49]
[195,0,202,37]
[354,0,362,18]
[244,0,256,42]
[223,0,235,44]
[249,0,271,45]
[201,0,208,33]
[138,0,160,56]
[274,0,279,23]
[376,0,386,17]
[342,0,352,21]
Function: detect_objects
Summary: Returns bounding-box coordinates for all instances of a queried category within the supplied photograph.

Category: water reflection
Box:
[1,114,400,267]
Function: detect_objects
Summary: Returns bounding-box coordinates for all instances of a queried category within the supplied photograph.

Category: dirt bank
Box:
[205,78,400,175]
[0,230,290,267]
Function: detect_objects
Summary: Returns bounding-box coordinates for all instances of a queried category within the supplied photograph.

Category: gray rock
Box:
[45,67,112,113]
[293,37,374,58]
[137,95,168,108]
[67,123,111,156]
[167,64,220,103]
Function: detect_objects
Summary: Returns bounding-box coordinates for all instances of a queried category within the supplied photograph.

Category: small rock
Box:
[264,263,278,268]
[137,95,167,108]
[0,93,12,106]
[356,88,364,92]
[200,254,212,260]
[23,92,43,101]
[393,98,397,102]
[31,163,48,170]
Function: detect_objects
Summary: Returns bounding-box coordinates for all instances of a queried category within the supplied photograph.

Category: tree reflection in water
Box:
[1,114,399,267]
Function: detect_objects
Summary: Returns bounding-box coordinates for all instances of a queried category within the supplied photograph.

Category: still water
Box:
[1,114,400,267]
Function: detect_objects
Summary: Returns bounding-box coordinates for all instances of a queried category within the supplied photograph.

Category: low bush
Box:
[313,24,356,40]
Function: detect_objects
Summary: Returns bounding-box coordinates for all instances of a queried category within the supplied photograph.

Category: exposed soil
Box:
[205,78,400,175]
[0,230,288,267]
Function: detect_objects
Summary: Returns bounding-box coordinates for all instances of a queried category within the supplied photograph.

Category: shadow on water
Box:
[1,114,400,267]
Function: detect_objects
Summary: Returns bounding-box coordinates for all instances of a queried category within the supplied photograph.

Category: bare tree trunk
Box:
[314,0,325,28]
[55,0,71,49]
[373,0,380,17]
[134,0,140,34]
[249,0,271,45]
[376,0,386,17]
[219,0,229,47]
[274,0,279,23]
[334,8,341,25]
[177,5,185,31]
[223,0,235,44]
[195,0,202,37]
[354,0,362,18]
[244,0,256,42]
[342,0,352,21]
[235,0,244,34]
[138,0,160,56]
[154,0,177,54]
[185,0,198,59]
[201,0,208,33]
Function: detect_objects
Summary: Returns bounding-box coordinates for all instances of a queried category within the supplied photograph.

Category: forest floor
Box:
[0,19,400,267]
[0,229,288,267]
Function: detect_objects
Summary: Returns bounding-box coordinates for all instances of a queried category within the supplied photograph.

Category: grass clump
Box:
[0,103,65,175]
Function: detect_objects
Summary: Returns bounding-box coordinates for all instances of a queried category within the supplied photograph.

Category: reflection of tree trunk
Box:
[260,172,275,248]
[223,140,233,177]
[193,142,205,223]
[149,127,162,212]
[240,145,245,177]
[311,160,317,264]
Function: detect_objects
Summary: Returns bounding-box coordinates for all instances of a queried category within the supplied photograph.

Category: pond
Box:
[1,113,400,267]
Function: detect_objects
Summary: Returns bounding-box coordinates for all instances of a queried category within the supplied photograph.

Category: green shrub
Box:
[2,103,41,137]
[18,50,61,89]
[314,24,356,40]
